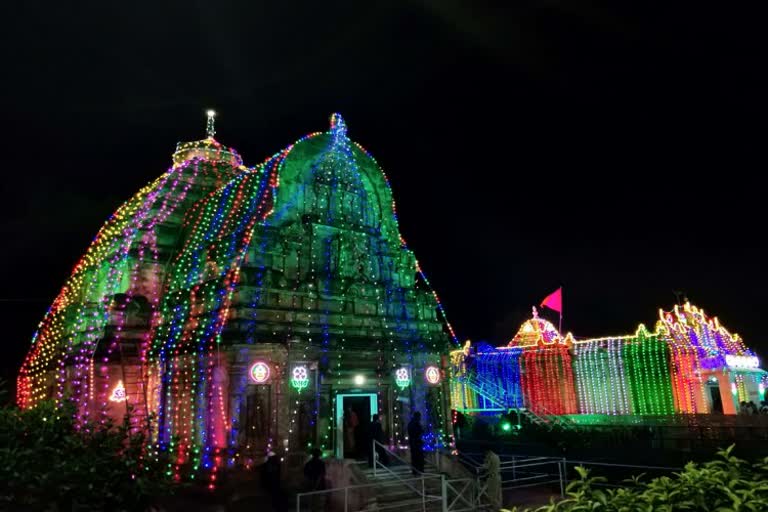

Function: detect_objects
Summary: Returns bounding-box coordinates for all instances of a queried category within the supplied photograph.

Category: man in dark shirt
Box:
[262,451,286,511]
[407,411,424,474]
[304,448,326,490]
[368,414,389,467]
[303,448,326,511]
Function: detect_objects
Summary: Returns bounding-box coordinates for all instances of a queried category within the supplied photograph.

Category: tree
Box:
[0,394,176,511]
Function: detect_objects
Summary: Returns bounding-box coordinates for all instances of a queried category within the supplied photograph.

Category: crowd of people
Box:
[739,400,768,415]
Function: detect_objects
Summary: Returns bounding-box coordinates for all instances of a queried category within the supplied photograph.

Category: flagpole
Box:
[559,288,563,334]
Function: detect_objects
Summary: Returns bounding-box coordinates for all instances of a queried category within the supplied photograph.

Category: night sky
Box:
[1,2,765,389]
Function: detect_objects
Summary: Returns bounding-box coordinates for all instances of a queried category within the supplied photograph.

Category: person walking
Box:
[369,414,389,467]
[407,411,425,474]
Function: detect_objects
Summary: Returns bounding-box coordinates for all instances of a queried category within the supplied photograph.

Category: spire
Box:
[329,112,347,139]
[206,109,216,138]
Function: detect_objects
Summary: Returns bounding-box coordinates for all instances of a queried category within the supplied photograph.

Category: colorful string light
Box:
[19,112,456,481]
[455,303,765,421]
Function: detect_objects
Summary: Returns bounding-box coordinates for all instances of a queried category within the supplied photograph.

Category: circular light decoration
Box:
[291,365,310,391]
[425,365,441,385]
[109,380,127,402]
[395,367,411,389]
[354,374,365,386]
[250,361,271,384]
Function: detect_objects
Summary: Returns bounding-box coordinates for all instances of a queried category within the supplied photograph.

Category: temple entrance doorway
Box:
[708,383,724,414]
[335,393,378,459]
[242,385,272,458]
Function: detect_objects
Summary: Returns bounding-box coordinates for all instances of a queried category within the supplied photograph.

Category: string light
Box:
[19,112,456,483]
[292,366,310,391]
[456,302,763,422]
[395,367,411,389]
[250,362,270,384]
[109,380,127,402]
[425,366,441,385]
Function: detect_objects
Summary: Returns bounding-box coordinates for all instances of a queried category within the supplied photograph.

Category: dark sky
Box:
[1,1,766,388]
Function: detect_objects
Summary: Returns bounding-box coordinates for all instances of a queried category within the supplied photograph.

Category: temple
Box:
[452,303,766,423]
[17,113,457,476]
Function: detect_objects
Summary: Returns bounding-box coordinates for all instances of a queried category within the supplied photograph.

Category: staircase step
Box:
[369,496,443,512]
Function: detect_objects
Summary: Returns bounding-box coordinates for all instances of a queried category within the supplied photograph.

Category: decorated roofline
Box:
[496,301,757,362]
[19,112,460,411]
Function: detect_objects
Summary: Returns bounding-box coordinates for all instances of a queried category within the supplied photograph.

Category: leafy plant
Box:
[507,445,768,512]
[0,399,177,511]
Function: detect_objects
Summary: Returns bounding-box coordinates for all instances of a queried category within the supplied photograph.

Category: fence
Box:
[296,441,477,512]
[295,474,442,512]
[297,448,683,511]
[459,452,566,499]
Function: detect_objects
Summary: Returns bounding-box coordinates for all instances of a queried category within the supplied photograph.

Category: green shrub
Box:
[509,446,768,512]
[0,399,176,511]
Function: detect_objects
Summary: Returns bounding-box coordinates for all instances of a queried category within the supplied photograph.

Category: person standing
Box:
[304,448,326,512]
[483,449,502,511]
[262,451,286,512]
[407,411,425,474]
[345,407,359,457]
[369,414,389,467]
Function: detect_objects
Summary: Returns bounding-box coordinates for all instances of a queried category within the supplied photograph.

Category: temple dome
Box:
[508,307,567,347]
[172,112,243,167]
[172,137,244,168]
[263,113,401,245]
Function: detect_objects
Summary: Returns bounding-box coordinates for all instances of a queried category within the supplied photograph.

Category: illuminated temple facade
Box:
[452,303,766,420]
[18,113,456,473]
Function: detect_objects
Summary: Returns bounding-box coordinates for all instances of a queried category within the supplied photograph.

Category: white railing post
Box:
[558,459,565,497]
[373,440,377,477]
[344,486,349,512]
[441,474,448,512]
[562,458,569,487]
[475,471,482,508]
[421,476,426,511]
[512,455,516,481]
[296,493,300,512]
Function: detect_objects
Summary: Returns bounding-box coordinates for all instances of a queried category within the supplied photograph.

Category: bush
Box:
[0,399,176,511]
[510,445,768,512]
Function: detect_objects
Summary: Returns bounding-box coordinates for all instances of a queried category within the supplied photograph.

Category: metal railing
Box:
[457,450,687,505]
[372,440,442,500]
[295,474,443,512]
[562,459,683,489]
[458,372,520,409]
[442,477,477,512]
[458,451,567,504]
[296,441,460,511]
[373,440,440,478]
[297,449,679,511]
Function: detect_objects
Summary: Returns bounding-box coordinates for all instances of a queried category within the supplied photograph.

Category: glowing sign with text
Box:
[725,355,759,369]
[425,365,441,385]
[291,365,309,391]
[249,361,271,384]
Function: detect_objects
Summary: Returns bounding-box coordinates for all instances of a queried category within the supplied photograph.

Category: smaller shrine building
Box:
[451,303,766,420]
